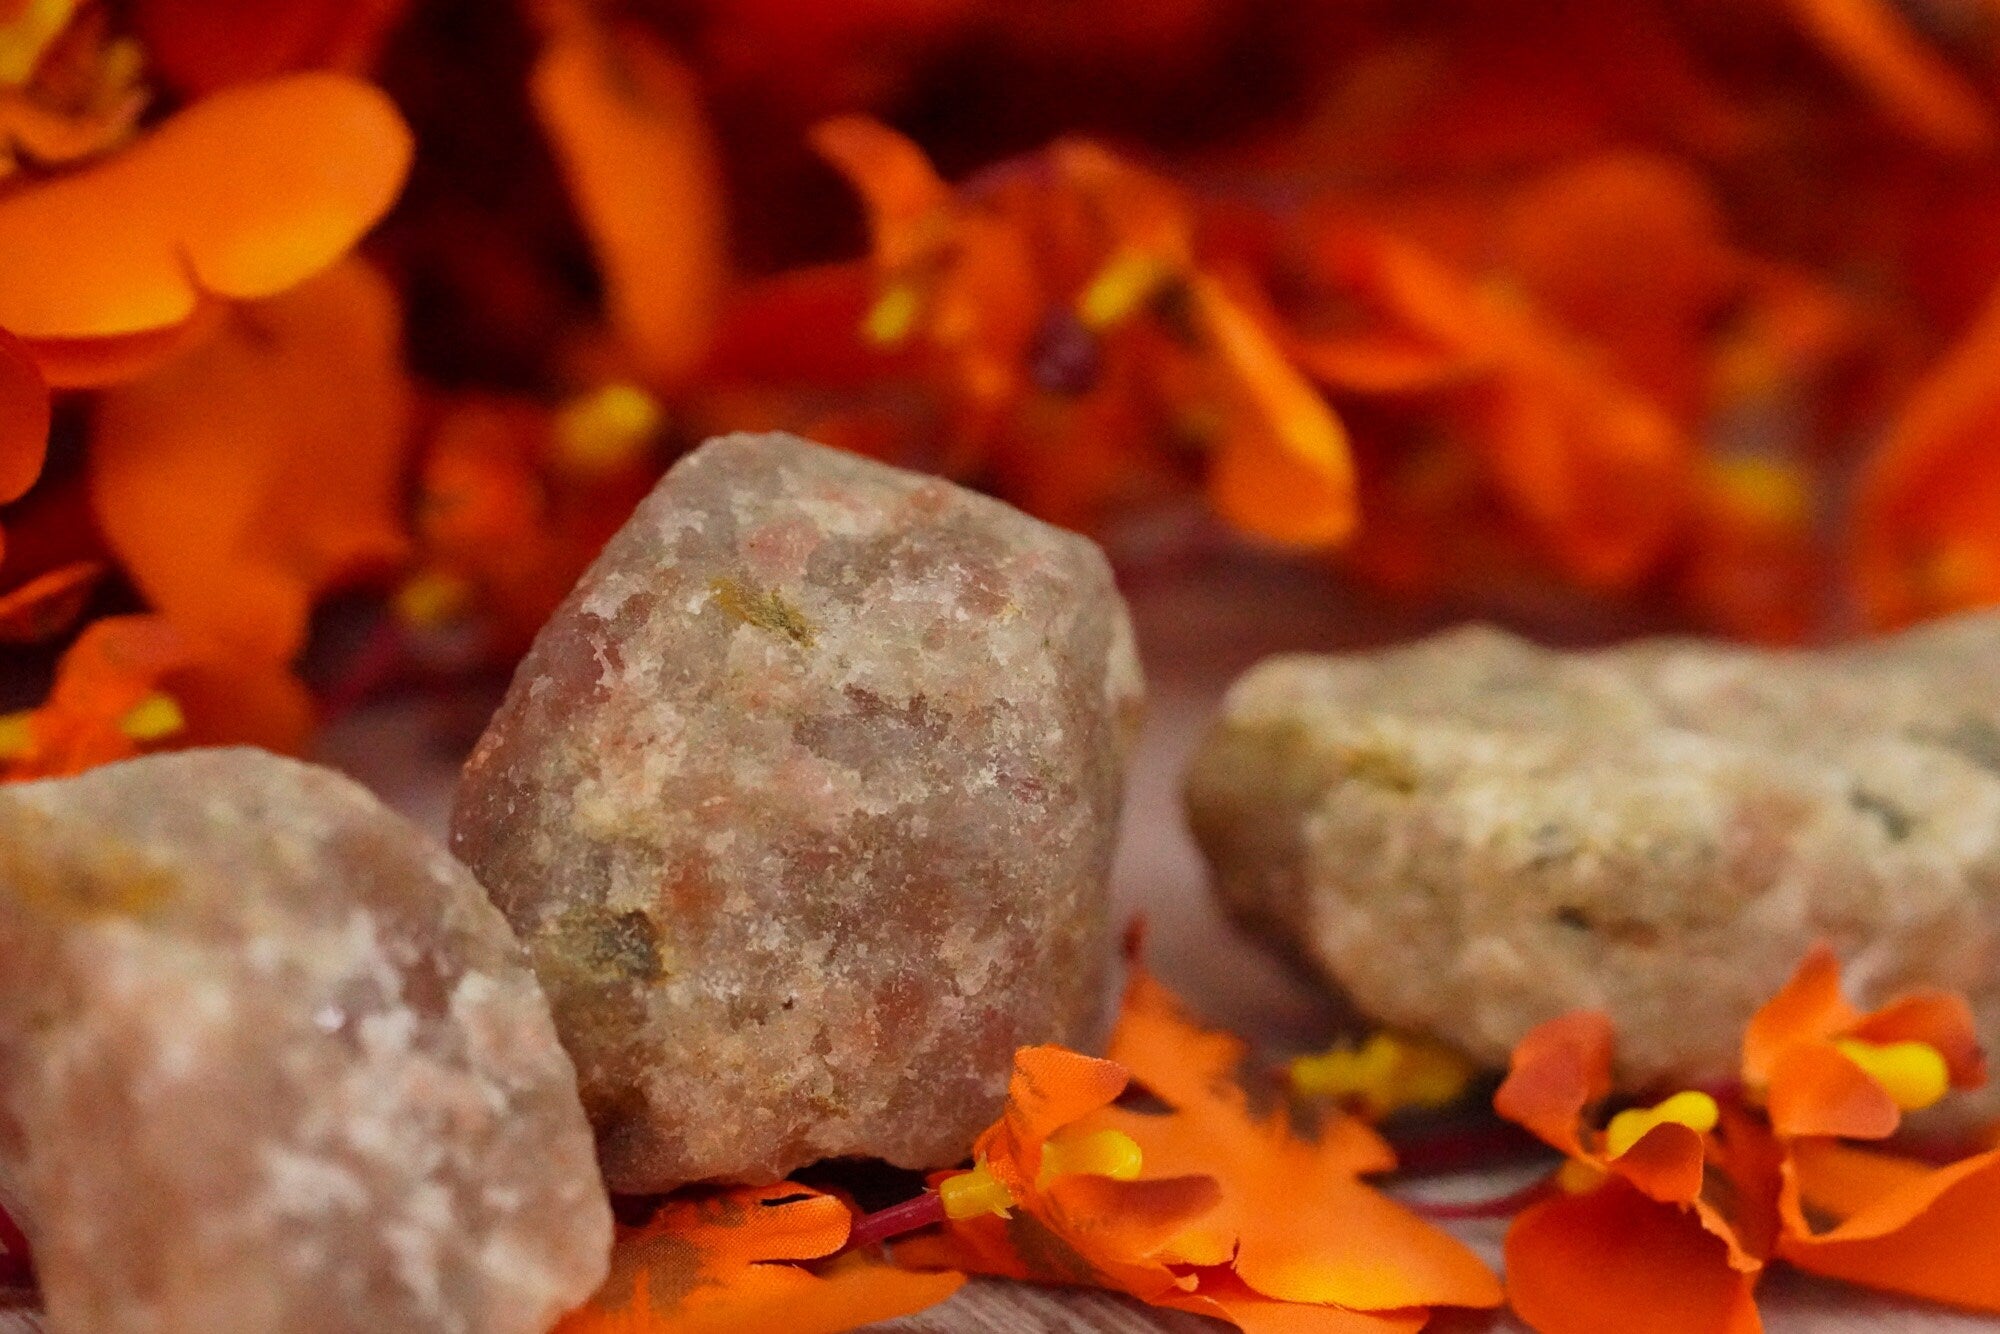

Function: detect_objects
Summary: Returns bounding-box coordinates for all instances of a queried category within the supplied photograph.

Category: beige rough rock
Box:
[0,749,611,1334]
[453,432,1142,1192]
[1187,616,2000,1106]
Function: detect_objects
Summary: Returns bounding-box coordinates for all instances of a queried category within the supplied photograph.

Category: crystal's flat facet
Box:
[0,749,611,1334]
[453,433,1142,1191]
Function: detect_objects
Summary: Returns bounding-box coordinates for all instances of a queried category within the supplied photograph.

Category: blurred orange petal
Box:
[1505,1182,1763,1334]
[1192,277,1357,548]
[812,116,952,272]
[0,560,102,642]
[23,302,224,389]
[0,72,411,339]
[534,17,726,387]
[1852,275,2000,626]
[1780,0,1996,154]
[558,1184,960,1334]
[5,614,311,780]
[91,258,413,661]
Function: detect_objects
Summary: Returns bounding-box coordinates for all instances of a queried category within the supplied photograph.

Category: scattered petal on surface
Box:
[558,1184,961,1334]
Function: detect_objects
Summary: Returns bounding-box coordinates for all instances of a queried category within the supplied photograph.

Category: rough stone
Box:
[452,432,1143,1192]
[1187,615,2000,1111]
[0,749,612,1334]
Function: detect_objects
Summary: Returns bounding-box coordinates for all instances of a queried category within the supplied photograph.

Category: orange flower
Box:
[1494,1013,1774,1334]
[1087,964,1501,1320]
[894,1045,1228,1309]
[89,257,413,662]
[556,1183,961,1334]
[814,118,1356,547]
[0,613,312,781]
[533,7,727,389]
[1850,274,2000,628]
[900,969,1499,1332]
[1740,945,2000,1313]
[1497,947,2000,1332]
[0,69,411,373]
[399,384,661,663]
[1741,943,1984,1141]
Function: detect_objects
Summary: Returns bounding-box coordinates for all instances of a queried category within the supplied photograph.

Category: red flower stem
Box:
[1406,1173,1556,1221]
[0,1197,32,1288]
[846,1191,947,1251]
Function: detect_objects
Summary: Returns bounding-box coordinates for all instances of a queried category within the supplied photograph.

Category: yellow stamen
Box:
[938,1162,1013,1221]
[1290,1033,1475,1118]
[0,709,34,761]
[863,283,922,346]
[1037,1128,1144,1188]
[939,1127,1147,1221]
[118,692,185,744]
[0,0,78,87]
[1707,456,1809,531]
[1556,1158,1608,1195]
[1604,1090,1719,1159]
[1835,1038,1950,1112]
[552,383,662,479]
[1078,250,1169,330]
[394,569,473,629]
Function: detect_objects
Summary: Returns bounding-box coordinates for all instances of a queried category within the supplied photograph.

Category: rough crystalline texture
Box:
[0,749,612,1334]
[1188,615,2000,1113]
[452,432,1143,1192]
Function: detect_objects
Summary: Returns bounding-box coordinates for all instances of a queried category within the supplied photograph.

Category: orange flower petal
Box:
[1505,1183,1764,1334]
[1780,1145,2000,1311]
[976,1045,1132,1199]
[0,560,104,643]
[5,614,311,780]
[1191,277,1357,548]
[1494,1011,1616,1160]
[1764,1042,1901,1141]
[560,1184,961,1334]
[811,116,953,273]
[533,17,726,387]
[90,258,413,661]
[0,326,48,509]
[0,72,412,339]
[23,303,225,389]
[1741,944,1856,1092]
[1780,0,1996,155]
[1097,965,1499,1312]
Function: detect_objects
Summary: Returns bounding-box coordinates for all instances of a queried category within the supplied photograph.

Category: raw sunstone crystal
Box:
[1188,616,2000,1115]
[0,749,611,1334]
[452,432,1143,1192]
